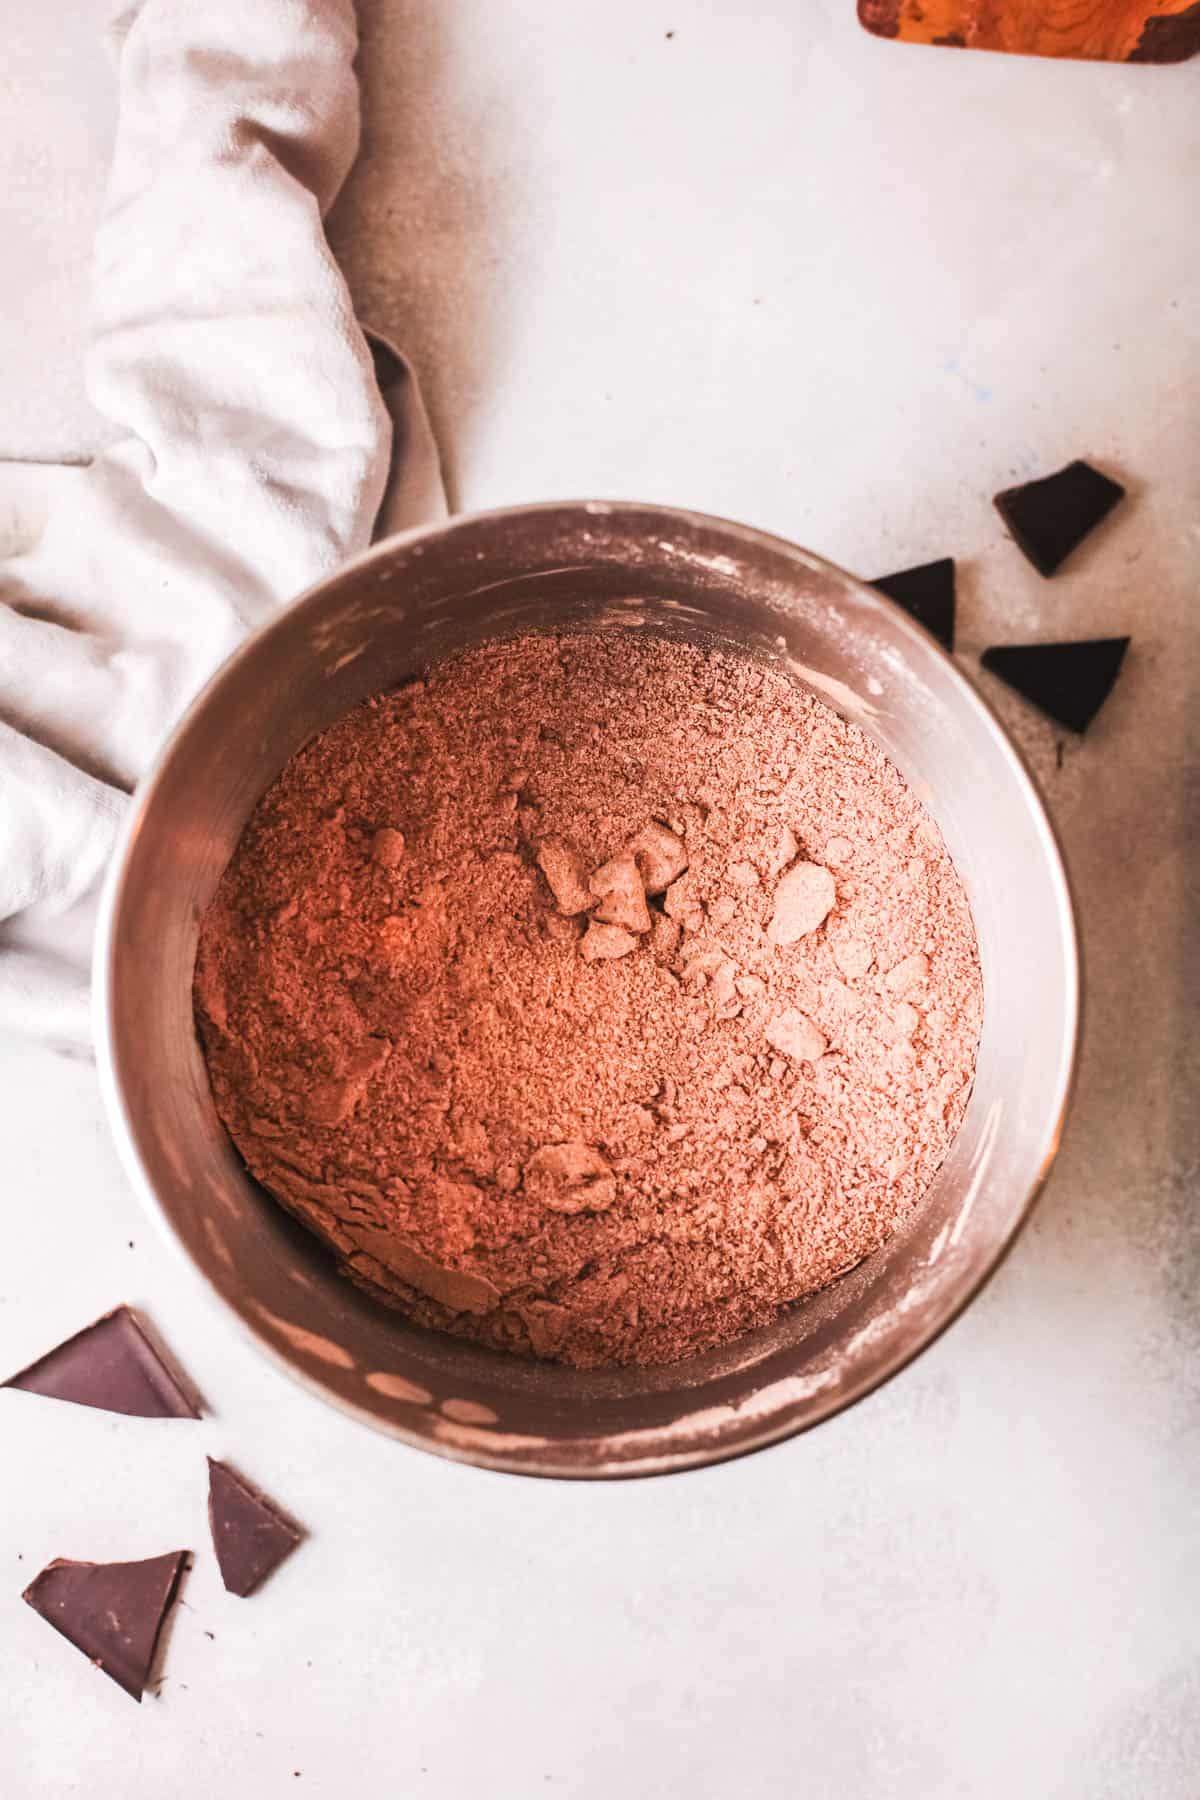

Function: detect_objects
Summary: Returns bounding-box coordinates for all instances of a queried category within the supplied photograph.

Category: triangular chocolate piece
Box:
[23,1551,187,1702]
[871,558,956,652]
[994,460,1125,576]
[982,638,1130,733]
[4,1306,201,1419]
[207,1459,302,1597]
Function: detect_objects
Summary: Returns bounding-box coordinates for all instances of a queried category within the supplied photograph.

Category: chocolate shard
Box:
[207,1458,302,1597]
[1129,5,1200,63]
[3,1306,202,1419]
[981,638,1130,733]
[23,1551,187,1702]
[993,460,1125,576]
[870,557,956,652]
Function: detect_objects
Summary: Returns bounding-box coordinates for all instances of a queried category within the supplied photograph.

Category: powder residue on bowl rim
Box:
[194,630,983,1369]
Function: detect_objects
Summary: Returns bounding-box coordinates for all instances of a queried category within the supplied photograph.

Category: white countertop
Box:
[1,3,1197,1795]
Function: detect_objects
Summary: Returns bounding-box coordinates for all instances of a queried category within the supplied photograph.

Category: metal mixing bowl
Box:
[95,502,1079,1477]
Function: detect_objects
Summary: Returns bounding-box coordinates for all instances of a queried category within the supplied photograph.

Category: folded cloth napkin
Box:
[0,0,445,1046]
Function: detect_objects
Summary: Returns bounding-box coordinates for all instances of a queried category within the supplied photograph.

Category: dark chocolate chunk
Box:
[1129,5,1200,64]
[23,1551,187,1702]
[870,557,956,652]
[3,1306,202,1419]
[993,460,1125,576]
[207,1458,302,1597]
[981,637,1130,733]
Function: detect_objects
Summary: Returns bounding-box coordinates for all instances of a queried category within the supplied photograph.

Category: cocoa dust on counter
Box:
[194,632,982,1368]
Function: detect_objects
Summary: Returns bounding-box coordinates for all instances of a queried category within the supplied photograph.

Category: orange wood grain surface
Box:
[859,0,1200,60]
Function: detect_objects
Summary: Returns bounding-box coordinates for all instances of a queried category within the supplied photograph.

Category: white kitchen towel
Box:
[0,0,445,1047]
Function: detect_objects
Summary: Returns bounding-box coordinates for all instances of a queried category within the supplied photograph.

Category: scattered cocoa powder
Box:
[194,632,983,1368]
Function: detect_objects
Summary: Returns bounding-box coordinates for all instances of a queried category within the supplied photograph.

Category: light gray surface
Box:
[1,2,1197,1795]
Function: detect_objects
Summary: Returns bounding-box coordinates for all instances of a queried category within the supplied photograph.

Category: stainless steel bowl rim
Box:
[94,499,1081,1478]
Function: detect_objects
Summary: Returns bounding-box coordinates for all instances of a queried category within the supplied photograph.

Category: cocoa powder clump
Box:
[194,632,983,1368]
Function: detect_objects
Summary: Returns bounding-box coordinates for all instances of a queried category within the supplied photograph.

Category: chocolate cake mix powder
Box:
[194,631,983,1368]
